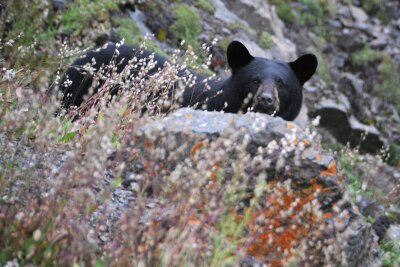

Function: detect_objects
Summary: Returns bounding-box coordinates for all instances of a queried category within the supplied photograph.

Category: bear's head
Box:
[226,41,318,121]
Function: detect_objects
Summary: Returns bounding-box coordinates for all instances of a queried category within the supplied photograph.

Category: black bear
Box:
[59,41,317,120]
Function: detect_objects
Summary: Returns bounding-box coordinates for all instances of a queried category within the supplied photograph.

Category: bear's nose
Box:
[257,94,274,106]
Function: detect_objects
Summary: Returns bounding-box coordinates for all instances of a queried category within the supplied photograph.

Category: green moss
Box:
[309,47,332,82]
[351,46,382,67]
[337,148,383,200]
[380,239,400,266]
[300,0,324,25]
[385,143,400,167]
[112,17,163,54]
[194,0,215,14]
[361,0,380,14]
[259,31,273,49]
[375,55,400,113]
[61,0,118,34]
[228,22,256,37]
[269,0,295,24]
[112,16,141,44]
[170,4,201,52]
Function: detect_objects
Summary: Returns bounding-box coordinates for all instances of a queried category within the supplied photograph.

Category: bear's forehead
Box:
[244,58,293,79]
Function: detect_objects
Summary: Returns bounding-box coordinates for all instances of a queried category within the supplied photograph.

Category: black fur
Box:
[59,41,318,120]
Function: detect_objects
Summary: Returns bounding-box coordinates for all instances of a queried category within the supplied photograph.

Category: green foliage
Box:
[228,22,256,37]
[112,17,162,54]
[112,17,140,44]
[351,46,382,67]
[385,144,400,167]
[375,55,400,113]
[299,0,324,25]
[0,0,122,86]
[380,239,400,266]
[60,0,118,34]
[361,0,389,24]
[259,31,273,49]
[171,4,201,51]
[269,0,295,24]
[194,0,215,14]
[337,148,383,201]
[309,46,332,82]
[270,0,335,26]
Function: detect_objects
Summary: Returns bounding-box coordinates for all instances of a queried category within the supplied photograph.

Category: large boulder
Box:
[119,108,381,266]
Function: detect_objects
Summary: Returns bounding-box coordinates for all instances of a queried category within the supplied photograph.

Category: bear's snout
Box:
[257,94,274,106]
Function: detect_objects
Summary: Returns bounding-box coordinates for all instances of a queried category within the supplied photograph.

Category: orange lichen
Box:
[243,182,325,265]
[184,113,192,119]
[287,122,295,129]
[143,139,153,149]
[190,141,204,157]
[320,160,337,177]
[315,153,321,161]
[293,137,299,145]
[302,139,311,146]
[208,163,221,180]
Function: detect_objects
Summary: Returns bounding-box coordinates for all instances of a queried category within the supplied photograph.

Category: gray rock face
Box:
[309,95,384,154]
[219,0,297,60]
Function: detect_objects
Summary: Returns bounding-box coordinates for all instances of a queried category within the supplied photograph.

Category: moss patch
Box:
[170,4,201,52]
[112,16,162,54]
[259,31,273,49]
[375,55,400,113]
[351,45,382,67]
[194,0,215,14]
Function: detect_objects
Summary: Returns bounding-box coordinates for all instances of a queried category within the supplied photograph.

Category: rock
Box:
[349,5,369,24]
[309,96,385,154]
[357,196,385,218]
[386,224,400,247]
[52,0,69,10]
[212,0,247,25]
[372,216,392,241]
[221,0,297,60]
[337,29,366,52]
[134,108,380,265]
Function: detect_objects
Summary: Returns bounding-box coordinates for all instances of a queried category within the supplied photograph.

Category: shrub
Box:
[112,16,162,54]
[351,45,382,67]
[194,0,215,14]
[309,46,332,82]
[375,55,400,113]
[259,31,273,49]
[170,4,201,52]
[269,0,295,24]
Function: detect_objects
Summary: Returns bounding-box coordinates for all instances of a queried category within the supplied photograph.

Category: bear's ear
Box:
[227,41,254,73]
[289,54,318,85]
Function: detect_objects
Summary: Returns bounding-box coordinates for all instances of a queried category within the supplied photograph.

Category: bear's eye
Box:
[276,79,285,88]
[251,78,260,86]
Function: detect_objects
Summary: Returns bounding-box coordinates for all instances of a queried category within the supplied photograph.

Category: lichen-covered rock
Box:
[130,108,381,266]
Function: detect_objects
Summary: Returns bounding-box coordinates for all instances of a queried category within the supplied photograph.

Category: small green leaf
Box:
[113,177,122,187]
[58,131,77,142]
[95,259,104,267]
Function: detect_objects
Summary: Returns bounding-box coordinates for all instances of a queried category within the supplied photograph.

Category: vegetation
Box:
[375,55,400,113]
[309,46,332,82]
[380,239,400,266]
[1,0,399,265]
[269,0,295,24]
[170,4,202,52]
[194,0,215,14]
[259,31,274,49]
[112,17,162,54]
[361,0,390,24]
[351,45,383,67]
